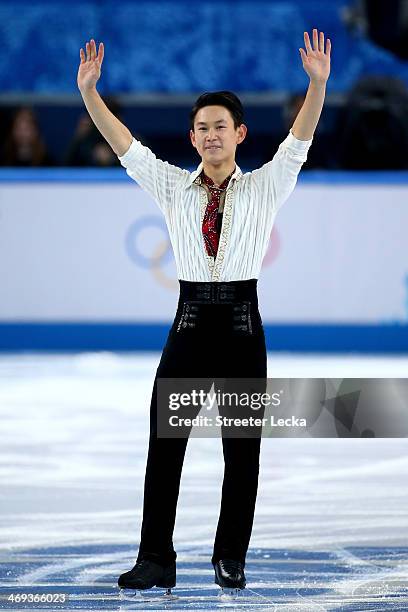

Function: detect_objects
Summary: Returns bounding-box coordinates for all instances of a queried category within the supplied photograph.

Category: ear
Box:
[190,129,197,149]
[236,123,248,145]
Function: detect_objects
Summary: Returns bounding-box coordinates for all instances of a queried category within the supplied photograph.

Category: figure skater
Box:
[77,28,330,597]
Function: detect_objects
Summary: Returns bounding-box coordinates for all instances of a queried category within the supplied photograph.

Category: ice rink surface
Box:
[0,352,407,611]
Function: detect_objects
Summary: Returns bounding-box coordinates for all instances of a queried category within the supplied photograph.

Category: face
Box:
[190,105,247,165]
[12,110,38,145]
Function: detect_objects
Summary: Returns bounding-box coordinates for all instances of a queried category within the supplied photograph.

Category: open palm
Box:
[299,29,331,84]
[77,39,104,92]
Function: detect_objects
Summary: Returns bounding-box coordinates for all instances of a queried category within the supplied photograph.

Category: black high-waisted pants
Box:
[136,279,267,567]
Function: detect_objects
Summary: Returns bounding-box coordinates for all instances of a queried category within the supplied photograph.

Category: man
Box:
[77,29,331,596]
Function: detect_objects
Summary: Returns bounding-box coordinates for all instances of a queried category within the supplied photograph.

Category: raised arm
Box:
[77,39,132,156]
[250,29,330,212]
[291,29,331,141]
[77,38,186,213]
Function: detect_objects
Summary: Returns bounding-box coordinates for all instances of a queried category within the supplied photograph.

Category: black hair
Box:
[190,91,244,131]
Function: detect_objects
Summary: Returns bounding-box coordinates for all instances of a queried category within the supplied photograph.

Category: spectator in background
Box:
[336,75,408,170]
[344,0,408,60]
[261,93,335,169]
[0,107,55,167]
[64,95,146,166]
[64,110,119,167]
[363,0,408,59]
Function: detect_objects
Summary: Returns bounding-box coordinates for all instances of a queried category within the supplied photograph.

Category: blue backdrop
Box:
[1,0,408,94]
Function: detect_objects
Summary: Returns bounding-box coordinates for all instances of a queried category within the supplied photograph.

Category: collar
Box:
[187,161,243,188]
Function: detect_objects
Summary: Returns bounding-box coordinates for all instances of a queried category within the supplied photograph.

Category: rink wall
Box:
[1,169,407,353]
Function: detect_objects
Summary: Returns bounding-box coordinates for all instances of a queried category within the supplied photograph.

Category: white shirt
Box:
[118,129,313,282]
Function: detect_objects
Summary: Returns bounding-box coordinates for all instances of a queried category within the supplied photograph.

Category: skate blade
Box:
[218,587,244,600]
[119,587,178,602]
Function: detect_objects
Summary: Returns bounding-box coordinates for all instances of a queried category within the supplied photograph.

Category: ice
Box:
[0,352,407,610]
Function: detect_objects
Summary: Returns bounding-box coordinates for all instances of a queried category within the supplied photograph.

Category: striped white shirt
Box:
[118,129,313,282]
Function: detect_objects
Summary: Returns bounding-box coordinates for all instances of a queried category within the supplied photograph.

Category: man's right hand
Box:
[77,39,104,93]
[76,39,132,157]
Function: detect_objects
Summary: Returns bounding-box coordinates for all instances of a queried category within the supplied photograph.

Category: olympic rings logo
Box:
[125,216,178,290]
[125,215,281,290]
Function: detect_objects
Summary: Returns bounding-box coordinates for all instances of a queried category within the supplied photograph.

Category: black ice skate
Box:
[118,559,176,600]
[213,559,246,597]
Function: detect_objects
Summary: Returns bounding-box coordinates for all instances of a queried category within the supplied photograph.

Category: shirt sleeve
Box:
[250,129,313,212]
[118,137,187,213]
